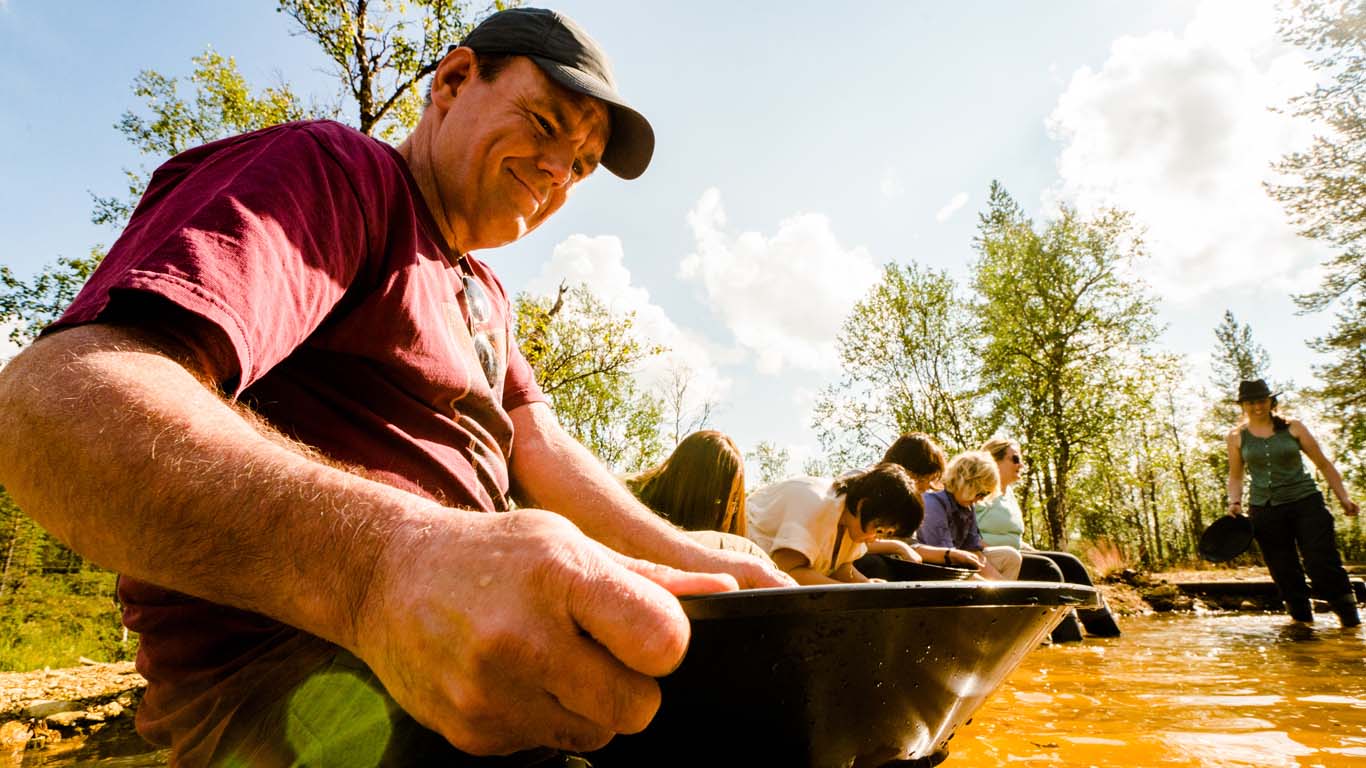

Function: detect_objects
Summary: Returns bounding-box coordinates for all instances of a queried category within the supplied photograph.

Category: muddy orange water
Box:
[16,613,1366,767]
[948,612,1366,767]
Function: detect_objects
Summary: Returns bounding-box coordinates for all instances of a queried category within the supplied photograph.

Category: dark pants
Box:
[1018,553,1083,642]
[1031,551,1098,587]
[1020,551,1121,638]
[1251,492,1353,613]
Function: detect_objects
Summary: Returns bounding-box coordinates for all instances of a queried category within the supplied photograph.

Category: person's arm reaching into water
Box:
[508,402,794,589]
[0,324,736,754]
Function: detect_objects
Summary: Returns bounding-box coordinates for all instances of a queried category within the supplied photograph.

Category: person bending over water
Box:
[747,464,924,585]
[627,430,768,558]
[914,452,1021,580]
[1226,379,1360,627]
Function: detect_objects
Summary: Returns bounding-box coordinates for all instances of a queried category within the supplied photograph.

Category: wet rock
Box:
[1141,583,1195,612]
[45,710,102,728]
[25,699,81,719]
[91,700,125,719]
[0,720,31,748]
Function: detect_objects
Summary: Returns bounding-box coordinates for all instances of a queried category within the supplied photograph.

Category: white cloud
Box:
[880,168,905,200]
[1047,0,1328,301]
[0,321,21,366]
[935,192,969,222]
[678,188,881,374]
[526,234,730,415]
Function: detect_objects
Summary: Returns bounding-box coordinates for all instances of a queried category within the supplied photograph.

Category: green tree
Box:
[747,442,792,489]
[973,181,1160,549]
[1210,310,1270,391]
[812,263,985,470]
[515,283,667,473]
[0,249,104,350]
[91,49,320,229]
[1272,1,1366,494]
[6,0,506,346]
[279,0,504,142]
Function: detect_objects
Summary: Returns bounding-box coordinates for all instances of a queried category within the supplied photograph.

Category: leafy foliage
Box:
[0,248,104,349]
[747,441,792,489]
[1210,310,1270,392]
[279,0,509,142]
[515,283,667,473]
[1271,1,1366,496]
[0,570,133,671]
[92,50,323,230]
[812,263,986,471]
[973,181,1159,549]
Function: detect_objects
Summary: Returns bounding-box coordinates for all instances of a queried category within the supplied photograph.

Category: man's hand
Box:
[669,543,794,590]
[352,509,736,756]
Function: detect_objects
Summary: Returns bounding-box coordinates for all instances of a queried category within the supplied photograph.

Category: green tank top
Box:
[1240,426,1319,506]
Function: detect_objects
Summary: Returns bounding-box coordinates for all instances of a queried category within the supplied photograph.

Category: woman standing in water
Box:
[1226,379,1360,627]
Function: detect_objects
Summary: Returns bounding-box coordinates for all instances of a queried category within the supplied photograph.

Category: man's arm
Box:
[0,324,732,754]
[508,402,793,588]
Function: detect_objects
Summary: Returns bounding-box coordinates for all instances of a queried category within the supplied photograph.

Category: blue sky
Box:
[0,1,1339,472]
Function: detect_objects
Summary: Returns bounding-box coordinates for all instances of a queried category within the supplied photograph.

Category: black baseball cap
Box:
[460,7,654,180]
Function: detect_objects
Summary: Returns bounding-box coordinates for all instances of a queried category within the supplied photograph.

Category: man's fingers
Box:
[734,558,797,589]
[614,552,740,595]
[542,633,662,735]
[565,553,693,678]
[434,685,618,755]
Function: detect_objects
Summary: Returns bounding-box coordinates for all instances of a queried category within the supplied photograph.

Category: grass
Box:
[0,569,137,671]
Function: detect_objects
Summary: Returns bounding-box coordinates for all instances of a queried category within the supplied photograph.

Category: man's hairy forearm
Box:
[0,324,446,652]
[508,402,694,561]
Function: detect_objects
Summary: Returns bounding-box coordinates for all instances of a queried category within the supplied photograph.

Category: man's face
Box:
[428,54,610,252]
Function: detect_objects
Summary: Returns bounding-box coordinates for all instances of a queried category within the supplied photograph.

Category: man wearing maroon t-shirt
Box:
[0,8,790,766]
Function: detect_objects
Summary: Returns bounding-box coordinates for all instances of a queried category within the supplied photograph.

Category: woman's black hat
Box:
[1236,379,1280,403]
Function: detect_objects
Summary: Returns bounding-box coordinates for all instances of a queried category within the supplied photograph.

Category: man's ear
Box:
[430,47,476,110]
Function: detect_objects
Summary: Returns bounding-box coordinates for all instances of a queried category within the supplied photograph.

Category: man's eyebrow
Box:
[539,97,604,168]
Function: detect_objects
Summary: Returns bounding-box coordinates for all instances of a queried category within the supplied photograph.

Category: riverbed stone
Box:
[24,699,81,719]
[45,710,96,728]
[0,720,31,747]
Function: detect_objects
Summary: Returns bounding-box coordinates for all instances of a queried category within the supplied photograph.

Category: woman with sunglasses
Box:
[977,438,1122,638]
[1227,379,1360,627]
[915,451,1021,580]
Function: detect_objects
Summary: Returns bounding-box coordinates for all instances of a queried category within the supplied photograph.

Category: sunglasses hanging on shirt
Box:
[455,259,499,389]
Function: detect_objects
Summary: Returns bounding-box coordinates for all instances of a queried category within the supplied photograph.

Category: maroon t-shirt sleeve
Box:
[53,124,374,396]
